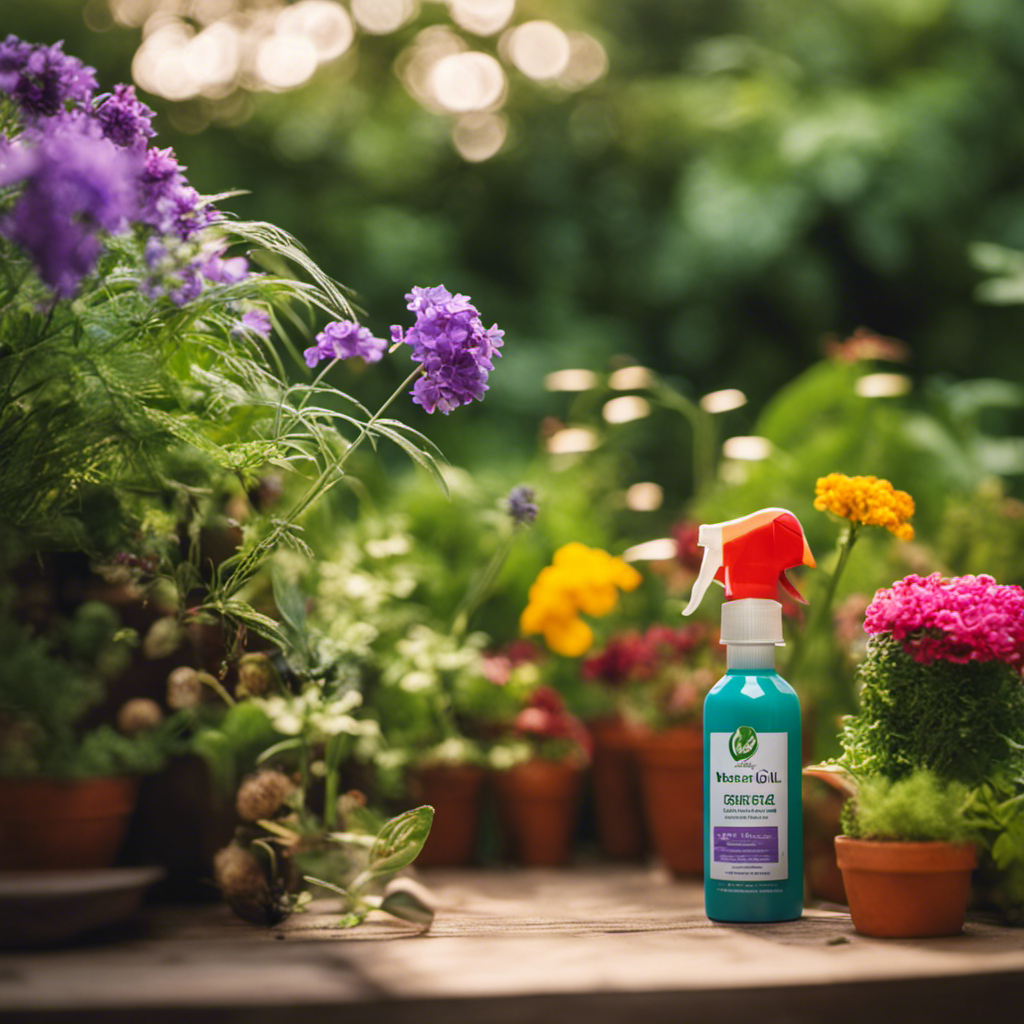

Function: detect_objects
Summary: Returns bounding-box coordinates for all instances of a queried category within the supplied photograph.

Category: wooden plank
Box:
[1,866,1022,1023]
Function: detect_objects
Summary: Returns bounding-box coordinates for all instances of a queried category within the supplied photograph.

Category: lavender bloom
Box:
[391,285,504,415]
[0,36,96,118]
[304,320,387,368]
[94,84,156,150]
[143,236,203,306]
[506,485,539,526]
[0,119,139,295]
[138,146,216,240]
[234,308,272,339]
[200,244,250,284]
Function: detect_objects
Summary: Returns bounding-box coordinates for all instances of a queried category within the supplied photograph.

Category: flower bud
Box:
[142,616,183,659]
[236,653,279,698]
[235,769,294,822]
[117,697,163,735]
[166,665,202,709]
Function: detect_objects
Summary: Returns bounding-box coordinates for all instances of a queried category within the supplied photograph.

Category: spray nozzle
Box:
[682,508,815,617]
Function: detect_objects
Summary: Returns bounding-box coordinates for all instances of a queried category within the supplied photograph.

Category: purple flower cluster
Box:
[0,36,228,302]
[0,118,140,295]
[303,320,387,367]
[0,35,96,118]
[506,484,538,526]
[94,84,155,151]
[865,572,1024,671]
[390,285,504,414]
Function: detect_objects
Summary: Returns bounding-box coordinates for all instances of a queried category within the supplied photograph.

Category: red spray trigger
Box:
[683,508,815,617]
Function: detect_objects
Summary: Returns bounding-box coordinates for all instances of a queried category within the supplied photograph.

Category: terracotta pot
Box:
[0,776,140,871]
[493,759,583,866]
[406,763,487,867]
[637,727,703,875]
[588,716,649,861]
[835,836,977,937]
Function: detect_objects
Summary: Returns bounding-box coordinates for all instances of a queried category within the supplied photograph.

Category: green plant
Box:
[841,770,974,844]
[0,599,186,777]
[839,633,1024,787]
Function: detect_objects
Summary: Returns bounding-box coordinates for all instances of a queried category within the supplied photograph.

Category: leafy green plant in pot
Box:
[835,770,978,938]
[0,599,187,870]
[829,571,1024,932]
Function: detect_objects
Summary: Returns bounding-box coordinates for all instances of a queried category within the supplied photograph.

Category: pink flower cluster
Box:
[864,572,1024,670]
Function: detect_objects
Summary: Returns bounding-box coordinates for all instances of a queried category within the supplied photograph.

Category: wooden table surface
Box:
[3,865,1024,1024]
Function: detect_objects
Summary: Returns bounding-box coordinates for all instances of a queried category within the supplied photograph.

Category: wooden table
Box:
[3,866,1024,1023]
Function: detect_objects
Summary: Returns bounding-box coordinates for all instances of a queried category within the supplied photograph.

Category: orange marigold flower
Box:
[814,473,915,540]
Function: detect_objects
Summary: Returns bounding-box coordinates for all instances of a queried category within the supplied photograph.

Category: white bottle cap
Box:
[720,598,784,646]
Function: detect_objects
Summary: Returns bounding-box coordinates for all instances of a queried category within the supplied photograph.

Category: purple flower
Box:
[138,146,216,240]
[142,236,205,307]
[0,36,96,118]
[304,320,387,367]
[234,308,272,339]
[391,285,504,414]
[94,84,156,150]
[506,485,538,526]
[200,243,250,284]
[0,119,140,296]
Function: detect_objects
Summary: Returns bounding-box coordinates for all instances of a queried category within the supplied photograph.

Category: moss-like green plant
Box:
[839,633,1024,786]
[842,770,974,844]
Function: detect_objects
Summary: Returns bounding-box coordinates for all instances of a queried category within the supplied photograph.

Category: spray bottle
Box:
[683,508,815,922]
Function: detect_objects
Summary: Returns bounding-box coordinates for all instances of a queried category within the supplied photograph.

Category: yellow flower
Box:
[520,543,642,656]
[814,473,915,540]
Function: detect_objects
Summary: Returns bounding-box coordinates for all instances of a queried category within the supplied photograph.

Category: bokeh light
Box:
[544,369,599,392]
[700,388,748,413]
[722,436,772,461]
[352,0,417,36]
[452,112,508,161]
[449,0,516,37]
[430,50,507,113]
[602,396,652,424]
[277,1,355,63]
[505,20,571,81]
[625,482,664,511]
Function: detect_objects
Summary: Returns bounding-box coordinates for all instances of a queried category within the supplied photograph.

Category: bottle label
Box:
[708,728,788,881]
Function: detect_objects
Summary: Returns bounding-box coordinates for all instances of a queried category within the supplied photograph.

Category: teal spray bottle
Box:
[683,508,815,922]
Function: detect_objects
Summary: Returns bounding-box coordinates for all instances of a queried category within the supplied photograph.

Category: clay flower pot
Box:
[0,776,140,871]
[405,763,488,867]
[493,759,584,866]
[588,716,649,861]
[637,726,703,875]
[835,836,977,937]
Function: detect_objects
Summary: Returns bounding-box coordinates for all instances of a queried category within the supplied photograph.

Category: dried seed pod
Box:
[235,769,295,822]
[116,697,163,735]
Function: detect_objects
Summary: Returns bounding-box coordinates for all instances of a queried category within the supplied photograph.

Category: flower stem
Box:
[785,522,859,679]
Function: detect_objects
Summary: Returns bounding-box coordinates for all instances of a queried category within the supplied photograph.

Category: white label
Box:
[708,728,788,881]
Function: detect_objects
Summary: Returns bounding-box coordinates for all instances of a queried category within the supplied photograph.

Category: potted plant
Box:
[491,685,592,867]
[1,36,510,906]
[581,623,722,867]
[0,598,186,870]
[829,571,1024,930]
[834,770,978,937]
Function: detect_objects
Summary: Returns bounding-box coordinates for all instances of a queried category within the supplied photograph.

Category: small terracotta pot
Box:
[0,776,140,871]
[588,716,649,861]
[406,763,487,867]
[835,836,977,938]
[637,727,703,875]
[493,759,583,866]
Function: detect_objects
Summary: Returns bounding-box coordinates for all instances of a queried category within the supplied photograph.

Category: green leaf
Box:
[380,879,436,929]
[367,805,435,877]
[336,910,370,929]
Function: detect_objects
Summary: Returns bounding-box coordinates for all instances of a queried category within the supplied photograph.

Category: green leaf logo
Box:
[730,726,758,761]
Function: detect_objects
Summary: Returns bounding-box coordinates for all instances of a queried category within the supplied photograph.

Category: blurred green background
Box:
[8,0,1024,500]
